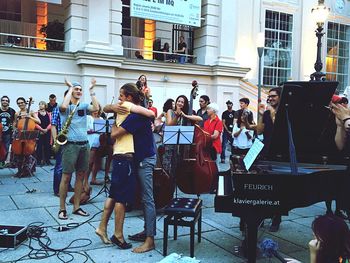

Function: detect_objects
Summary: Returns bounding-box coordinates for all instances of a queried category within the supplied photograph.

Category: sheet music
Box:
[243,139,264,171]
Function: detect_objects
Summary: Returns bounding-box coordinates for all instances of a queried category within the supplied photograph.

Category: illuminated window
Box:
[263,10,293,86]
[326,22,350,92]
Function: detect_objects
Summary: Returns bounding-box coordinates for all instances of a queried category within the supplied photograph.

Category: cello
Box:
[12,97,37,156]
[175,81,218,194]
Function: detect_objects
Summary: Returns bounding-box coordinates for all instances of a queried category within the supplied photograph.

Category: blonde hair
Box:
[39,101,47,109]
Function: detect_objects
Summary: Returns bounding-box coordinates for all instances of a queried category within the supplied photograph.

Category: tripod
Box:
[88,171,110,202]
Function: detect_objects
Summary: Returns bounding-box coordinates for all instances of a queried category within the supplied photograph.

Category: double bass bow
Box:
[175,81,218,194]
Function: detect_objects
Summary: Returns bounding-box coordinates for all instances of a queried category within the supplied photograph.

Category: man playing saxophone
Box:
[58,78,99,220]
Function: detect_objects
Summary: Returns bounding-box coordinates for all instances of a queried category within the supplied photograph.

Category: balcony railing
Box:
[122,35,196,63]
[0,32,65,50]
[0,19,64,50]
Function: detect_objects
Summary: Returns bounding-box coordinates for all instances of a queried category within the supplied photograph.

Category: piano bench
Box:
[163,198,202,258]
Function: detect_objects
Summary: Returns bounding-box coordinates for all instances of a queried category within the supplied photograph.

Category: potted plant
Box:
[40,19,65,51]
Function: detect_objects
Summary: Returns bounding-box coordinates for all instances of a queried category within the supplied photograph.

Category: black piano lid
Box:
[268,81,339,163]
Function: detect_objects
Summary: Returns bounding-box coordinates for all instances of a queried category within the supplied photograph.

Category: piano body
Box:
[214,81,349,263]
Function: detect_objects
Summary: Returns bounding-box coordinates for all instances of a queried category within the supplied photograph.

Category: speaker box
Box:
[0,225,27,248]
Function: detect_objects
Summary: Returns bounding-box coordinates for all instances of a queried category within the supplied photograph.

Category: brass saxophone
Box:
[52,102,79,153]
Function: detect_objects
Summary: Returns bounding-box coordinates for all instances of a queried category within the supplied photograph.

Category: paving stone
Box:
[11,192,61,209]
[0,195,17,210]
[1,175,40,185]
[162,234,243,263]
[0,207,57,226]
[86,245,164,263]
[23,181,53,193]
[0,183,28,195]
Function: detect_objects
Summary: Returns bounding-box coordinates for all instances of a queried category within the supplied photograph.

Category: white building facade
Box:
[0,0,349,113]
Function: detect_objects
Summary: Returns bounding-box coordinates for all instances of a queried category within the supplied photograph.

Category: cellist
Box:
[13,97,40,177]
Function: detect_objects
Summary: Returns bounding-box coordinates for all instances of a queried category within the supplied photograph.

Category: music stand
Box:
[93,119,115,134]
[163,126,195,198]
[88,119,115,202]
[163,125,195,145]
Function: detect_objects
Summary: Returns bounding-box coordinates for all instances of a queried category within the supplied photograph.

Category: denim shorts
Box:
[109,157,135,205]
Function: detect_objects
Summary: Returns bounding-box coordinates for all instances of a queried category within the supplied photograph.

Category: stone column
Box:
[110,0,123,55]
[64,0,86,52]
[84,0,114,54]
[215,0,238,66]
[193,0,219,65]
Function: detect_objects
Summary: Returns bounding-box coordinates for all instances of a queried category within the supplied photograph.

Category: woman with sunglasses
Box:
[13,97,40,177]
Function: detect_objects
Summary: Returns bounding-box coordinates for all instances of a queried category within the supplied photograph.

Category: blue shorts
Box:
[109,157,135,205]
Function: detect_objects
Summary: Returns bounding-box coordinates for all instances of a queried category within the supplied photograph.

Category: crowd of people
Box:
[1,75,350,261]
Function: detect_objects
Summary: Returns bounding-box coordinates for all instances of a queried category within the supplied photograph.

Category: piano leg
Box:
[245,217,261,263]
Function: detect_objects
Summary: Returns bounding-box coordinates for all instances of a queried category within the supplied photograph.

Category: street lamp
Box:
[310,0,330,81]
[257,32,264,121]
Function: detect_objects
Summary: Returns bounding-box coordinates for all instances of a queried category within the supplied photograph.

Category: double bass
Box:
[175,81,218,194]
[12,97,37,156]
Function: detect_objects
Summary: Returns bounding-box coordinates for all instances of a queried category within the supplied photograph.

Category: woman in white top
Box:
[87,107,104,186]
[232,109,254,155]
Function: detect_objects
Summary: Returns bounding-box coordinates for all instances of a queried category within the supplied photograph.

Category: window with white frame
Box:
[263,10,293,86]
[326,22,350,92]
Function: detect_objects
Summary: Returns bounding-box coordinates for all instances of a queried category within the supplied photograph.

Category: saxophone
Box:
[52,102,79,153]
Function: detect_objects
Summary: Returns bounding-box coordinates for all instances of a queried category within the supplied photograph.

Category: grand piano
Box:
[214,81,349,263]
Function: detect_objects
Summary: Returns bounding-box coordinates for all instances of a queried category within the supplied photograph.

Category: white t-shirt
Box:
[87,115,102,148]
[232,123,254,149]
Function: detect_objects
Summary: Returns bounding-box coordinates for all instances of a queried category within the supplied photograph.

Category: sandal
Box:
[128,232,146,242]
[58,209,68,220]
[72,208,89,217]
[110,235,132,249]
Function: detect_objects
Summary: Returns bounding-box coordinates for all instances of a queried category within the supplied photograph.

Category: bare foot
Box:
[132,241,155,253]
[95,228,112,244]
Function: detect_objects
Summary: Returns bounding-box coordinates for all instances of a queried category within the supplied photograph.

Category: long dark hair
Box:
[120,83,144,105]
[175,95,189,115]
[237,110,253,128]
[138,74,148,88]
[163,99,174,113]
[312,214,350,263]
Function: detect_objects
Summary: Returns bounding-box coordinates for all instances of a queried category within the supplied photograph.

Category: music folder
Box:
[163,126,195,145]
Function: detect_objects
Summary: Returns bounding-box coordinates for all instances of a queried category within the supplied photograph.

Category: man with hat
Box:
[221,100,235,163]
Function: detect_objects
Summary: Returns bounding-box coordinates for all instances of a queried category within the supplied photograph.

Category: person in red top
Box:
[203,103,223,162]
[147,99,158,117]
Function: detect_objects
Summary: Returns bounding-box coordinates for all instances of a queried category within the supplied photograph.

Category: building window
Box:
[263,10,293,86]
[0,0,21,21]
[326,22,350,92]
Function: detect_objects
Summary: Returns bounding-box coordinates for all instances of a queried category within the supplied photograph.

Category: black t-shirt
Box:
[262,110,274,155]
[196,109,208,128]
[221,110,235,132]
[0,107,16,134]
[47,102,58,113]
[177,42,187,54]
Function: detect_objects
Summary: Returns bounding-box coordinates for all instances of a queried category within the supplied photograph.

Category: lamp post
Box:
[257,32,265,121]
[310,0,330,81]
